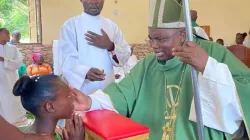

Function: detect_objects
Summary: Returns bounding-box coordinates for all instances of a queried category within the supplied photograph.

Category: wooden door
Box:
[200,25,210,37]
[28,0,42,43]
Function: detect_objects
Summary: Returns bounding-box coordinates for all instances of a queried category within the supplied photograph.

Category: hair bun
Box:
[13,76,32,96]
[243,32,248,37]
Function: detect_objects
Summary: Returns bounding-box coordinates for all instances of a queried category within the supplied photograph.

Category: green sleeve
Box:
[192,21,199,27]
[219,48,250,136]
[103,56,150,117]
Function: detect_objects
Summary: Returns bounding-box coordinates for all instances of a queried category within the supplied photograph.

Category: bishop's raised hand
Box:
[172,41,208,73]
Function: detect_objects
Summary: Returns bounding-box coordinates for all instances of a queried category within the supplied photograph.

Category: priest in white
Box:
[0,28,27,125]
[59,0,131,95]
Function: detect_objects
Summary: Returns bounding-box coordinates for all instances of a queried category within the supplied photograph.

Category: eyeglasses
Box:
[145,30,184,46]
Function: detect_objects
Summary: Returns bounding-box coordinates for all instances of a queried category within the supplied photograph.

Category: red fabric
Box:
[83,110,150,140]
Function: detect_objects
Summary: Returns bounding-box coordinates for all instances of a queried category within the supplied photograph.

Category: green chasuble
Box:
[192,21,199,27]
[103,37,250,140]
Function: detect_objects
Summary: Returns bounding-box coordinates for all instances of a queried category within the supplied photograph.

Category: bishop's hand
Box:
[71,88,91,111]
[172,41,208,73]
[85,29,115,51]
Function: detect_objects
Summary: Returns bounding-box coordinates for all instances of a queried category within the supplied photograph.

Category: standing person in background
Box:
[8,30,27,77]
[10,30,21,44]
[27,53,52,76]
[59,0,131,95]
[236,33,247,45]
[216,38,224,46]
[190,10,209,40]
[0,28,27,125]
[190,10,199,27]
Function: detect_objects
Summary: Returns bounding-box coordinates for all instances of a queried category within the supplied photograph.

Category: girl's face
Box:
[52,80,74,119]
[236,34,244,45]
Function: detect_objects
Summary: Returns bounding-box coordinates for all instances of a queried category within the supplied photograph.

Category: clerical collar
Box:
[157,56,182,71]
[82,12,101,20]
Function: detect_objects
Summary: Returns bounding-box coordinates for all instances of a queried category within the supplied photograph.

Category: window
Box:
[28,0,42,43]
[0,0,42,43]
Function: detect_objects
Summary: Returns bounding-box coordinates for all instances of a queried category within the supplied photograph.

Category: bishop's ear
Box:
[180,31,186,43]
[45,101,56,113]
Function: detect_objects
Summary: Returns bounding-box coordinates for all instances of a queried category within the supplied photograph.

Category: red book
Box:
[83,110,150,140]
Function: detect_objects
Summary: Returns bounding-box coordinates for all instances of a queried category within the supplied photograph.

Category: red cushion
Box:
[83,110,150,140]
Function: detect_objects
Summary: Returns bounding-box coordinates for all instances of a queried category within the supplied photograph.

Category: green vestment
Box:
[192,21,199,27]
[103,38,250,140]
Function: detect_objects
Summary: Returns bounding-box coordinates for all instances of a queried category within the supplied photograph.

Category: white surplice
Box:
[194,27,209,40]
[113,54,138,82]
[59,13,131,95]
[123,54,138,74]
[88,56,242,135]
[113,66,125,83]
[0,43,26,125]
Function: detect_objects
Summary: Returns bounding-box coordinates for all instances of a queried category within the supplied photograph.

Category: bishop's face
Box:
[147,28,186,61]
[81,0,104,16]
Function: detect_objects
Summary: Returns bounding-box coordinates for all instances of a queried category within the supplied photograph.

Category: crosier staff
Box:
[182,0,205,139]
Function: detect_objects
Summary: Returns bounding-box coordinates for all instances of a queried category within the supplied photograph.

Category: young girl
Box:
[13,75,84,140]
[236,32,247,45]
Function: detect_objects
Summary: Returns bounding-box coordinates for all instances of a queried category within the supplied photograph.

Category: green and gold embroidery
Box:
[162,64,187,140]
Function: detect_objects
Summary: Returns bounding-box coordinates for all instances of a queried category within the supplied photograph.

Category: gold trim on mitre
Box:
[149,0,185,28]
[158,0,185,28]
[148,0,157,27]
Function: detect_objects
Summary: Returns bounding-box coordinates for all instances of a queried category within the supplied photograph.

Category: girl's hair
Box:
[13,75,61,115]
[236,32,247,39]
